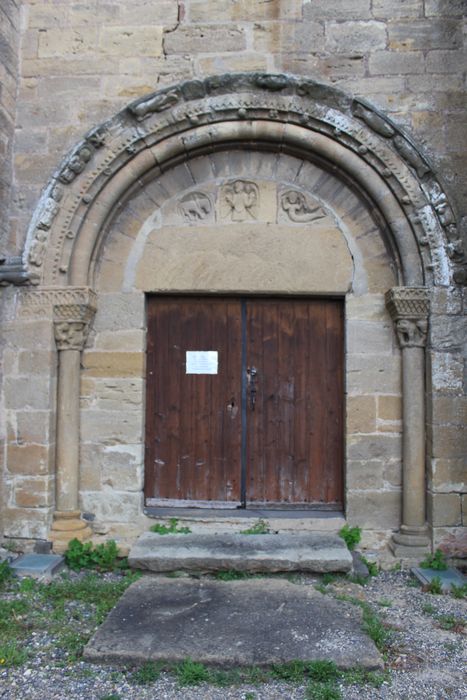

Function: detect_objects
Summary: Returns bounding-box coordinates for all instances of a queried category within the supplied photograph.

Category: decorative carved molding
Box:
[386,287,430,348]
[52,289,97,351]
[280,190,326,223]
[19,286,97,319]
[20,72,459,287]
[385,287,430,319]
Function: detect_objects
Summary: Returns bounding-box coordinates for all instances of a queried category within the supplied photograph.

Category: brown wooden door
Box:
[145,297,343,508]
[245,299,343,506]
[145,298,242,506]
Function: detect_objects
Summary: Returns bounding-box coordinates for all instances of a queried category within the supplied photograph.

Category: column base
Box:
[49,510,93,554]
[390,525,430,558]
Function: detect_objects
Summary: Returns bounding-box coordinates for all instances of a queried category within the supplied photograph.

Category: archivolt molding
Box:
[21,73,464,288]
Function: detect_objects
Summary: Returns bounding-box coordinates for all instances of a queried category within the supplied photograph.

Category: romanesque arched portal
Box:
[7,74,465,556]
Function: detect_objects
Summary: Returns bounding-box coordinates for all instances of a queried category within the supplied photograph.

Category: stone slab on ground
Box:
[10,553,65,579]
[411,566,466,592]
[84,576,383,669]
[129,532,353,573]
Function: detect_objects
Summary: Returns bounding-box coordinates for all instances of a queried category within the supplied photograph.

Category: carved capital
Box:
[46,287,97,351]
[386,287,430,348]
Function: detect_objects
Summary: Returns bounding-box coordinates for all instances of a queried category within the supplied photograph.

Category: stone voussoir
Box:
[128,532,353,573]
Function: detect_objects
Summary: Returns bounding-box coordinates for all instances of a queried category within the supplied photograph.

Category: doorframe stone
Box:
[10,73,465,554]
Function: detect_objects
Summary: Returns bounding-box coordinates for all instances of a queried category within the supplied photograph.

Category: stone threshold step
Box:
[129,532,352,574]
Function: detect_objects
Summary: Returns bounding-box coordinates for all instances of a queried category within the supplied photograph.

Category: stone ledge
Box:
[129,532,353,573]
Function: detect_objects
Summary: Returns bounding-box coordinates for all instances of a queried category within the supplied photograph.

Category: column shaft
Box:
[402,346,426,529]
[55,349,81,512]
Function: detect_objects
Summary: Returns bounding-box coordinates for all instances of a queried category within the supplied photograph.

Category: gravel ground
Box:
[0,568,465,700]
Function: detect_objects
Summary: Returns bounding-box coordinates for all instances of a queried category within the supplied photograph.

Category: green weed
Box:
[214,570,252,581]
[175,658,210,686]
[437,614,465,632]
[130,661,163,685]
[0,641,28,667]
[360,556,378,577]
[426,576,443,595]
[64,538,126,572]
[341,668,388,688]
[420,549,448,571]
[0,560,12,588]
[450,582,467,599]
[361,604,390,651]
[377,598,392,608]
[421,602,436,615]
[149,518,191,535]
[322,573,337,585]
[244,694,256,700]
[100,695,121,700]
[338,525,361,551]
[240,519,270,535]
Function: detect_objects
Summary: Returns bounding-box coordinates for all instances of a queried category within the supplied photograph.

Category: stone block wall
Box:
[1,288,57,539]
[0,0,20,249]
[427,287,467,556]
[0,2,465,553]
[3,0,465,256]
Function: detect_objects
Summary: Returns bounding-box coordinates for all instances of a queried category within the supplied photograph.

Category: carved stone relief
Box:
[178,191,213,222]
[395,318,428,348]
[386,287,430,349]
[54,321,88,351]
[280,190,326,223]
[220,180,259,221]
[129,89,181,120]
[17,73,459,288]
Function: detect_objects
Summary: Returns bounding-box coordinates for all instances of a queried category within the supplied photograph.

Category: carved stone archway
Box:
[19,73,464,554]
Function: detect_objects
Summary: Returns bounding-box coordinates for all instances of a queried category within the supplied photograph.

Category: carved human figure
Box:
[28,230,48,267]
[280,190,326,223]
[54,321,87,351]
[222,180,258,221]
[395,318,428,348]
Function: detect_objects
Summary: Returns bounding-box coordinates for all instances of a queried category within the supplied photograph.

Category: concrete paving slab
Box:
[10,553,65,579]
[129,532,353,573]
[84,576,383,670]
[412,566,466,593]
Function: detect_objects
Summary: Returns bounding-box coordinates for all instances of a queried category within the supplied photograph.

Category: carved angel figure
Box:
[222,180,258,221]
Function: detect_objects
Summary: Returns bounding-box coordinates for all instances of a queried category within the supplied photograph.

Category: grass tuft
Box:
[149,518,191,535]
[240,519,270,535]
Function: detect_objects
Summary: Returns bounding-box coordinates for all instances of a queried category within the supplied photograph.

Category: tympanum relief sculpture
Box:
[221,180,259,221]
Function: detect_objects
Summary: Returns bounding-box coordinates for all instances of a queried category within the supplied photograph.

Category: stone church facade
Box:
[0,1,466,560]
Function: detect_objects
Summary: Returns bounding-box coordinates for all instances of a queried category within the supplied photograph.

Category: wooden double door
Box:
[145,297,344,508]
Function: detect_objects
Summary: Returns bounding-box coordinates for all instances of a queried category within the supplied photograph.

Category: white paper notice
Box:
[186,351,218,375]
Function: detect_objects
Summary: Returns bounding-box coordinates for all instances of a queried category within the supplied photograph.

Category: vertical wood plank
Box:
[145,297,242,503]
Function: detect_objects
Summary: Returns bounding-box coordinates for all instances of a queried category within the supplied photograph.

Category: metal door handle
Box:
[247,366,257,411]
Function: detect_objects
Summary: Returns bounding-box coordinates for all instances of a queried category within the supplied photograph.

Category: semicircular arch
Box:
[23,73,464,289]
